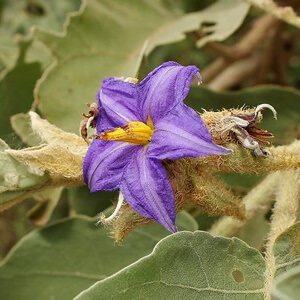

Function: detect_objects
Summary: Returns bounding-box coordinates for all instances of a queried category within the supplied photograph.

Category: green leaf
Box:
[35,0,249,133]
[76,231,265,300]
[0,190,28,210]
[195,0,250,48]
[10,113,41,146]
[272,265,300,300]
[0,213,197,300]
[216,174,270,250]
[0,151,45,192]
[187,85,300,145]
[27,187,63,226]
[235,210,270,250]
[0,202,34,259]
[271,222,300,299]
[24,38,53,71]
[176,211,199,232]
[68,186,116,217]
[0,0,82,36]
[0,138,9,151]
[245,0,300,29]
[273,222,300,277]
[217,173,263,194]
[1,112,87,212]
[0,42,42,138]
[0,142,49,211]
[0,31,19,73]
[6,112,87,187]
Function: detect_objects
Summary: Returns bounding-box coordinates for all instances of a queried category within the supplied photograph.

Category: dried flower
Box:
[221,104,277,156]
[80,102,99,144]
[83,62,231,232]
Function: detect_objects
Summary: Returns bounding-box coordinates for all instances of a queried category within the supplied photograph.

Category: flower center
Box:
[97,121,154,145]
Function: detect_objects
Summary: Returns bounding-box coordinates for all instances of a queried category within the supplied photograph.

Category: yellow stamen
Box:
[97,121,153,145]
[124,77,139,84]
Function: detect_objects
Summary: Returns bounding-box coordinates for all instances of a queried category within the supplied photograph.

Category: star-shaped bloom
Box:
[83,62,231,232]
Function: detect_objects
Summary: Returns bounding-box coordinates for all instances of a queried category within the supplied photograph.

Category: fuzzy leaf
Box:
[24,38,53,71]
[75,231,265,300]
[0,32,19,73]
[6,143,84,186]
[0,112,86,211]
[35,0,249,133]
[0,139,9,151]
[68,186,115,217]
[0,0,82,36]
[27,187,63,226]
[195,0,250,47]
[271,222,300,299]
[0,140,49,212]
[0,43,42,138]
[0,213,196,300]
[6,112,88,185]
[244,0,300,28]
[217,173,263,194]
[10,113,40,146]
[273,222,300,277]
[272,265,300,300]
[0,151,46,193]
[235,210,270,250]
[28,111,86,148]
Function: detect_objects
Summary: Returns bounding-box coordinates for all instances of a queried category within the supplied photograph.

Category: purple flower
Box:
[83,62,231,232]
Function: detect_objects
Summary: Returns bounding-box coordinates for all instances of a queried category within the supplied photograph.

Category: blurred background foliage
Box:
[1,0,300,256]
[0,0,300,298]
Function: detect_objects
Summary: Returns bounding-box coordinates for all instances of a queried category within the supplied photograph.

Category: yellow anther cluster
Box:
[98,121,153,145]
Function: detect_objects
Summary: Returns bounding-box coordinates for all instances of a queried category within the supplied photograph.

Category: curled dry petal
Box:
[80,102,99,144]
[219,104,277,157]
[254,104,277,120]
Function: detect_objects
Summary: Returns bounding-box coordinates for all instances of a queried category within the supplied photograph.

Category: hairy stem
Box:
[209,140,300,237]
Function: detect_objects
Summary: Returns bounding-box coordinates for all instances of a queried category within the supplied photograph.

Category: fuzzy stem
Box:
[209,172,280,236]
[209,140,300,237]
[264,170,300,299]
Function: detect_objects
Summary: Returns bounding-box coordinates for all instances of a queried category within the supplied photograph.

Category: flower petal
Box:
[120,149,176,232]
[96,78,140,132]
[83,139,141,191]
[138,61,200,123]
[148,103,232,160]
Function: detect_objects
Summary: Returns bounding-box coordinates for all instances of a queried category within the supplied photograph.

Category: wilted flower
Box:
[221,104,277,156]
[83,62,231,232]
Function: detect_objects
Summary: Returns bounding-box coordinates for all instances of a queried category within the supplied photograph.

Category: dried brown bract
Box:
[202,104,277,156]
[80,102,99,144]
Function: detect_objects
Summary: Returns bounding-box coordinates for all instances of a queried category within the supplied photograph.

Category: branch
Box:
[202,15,278,84]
